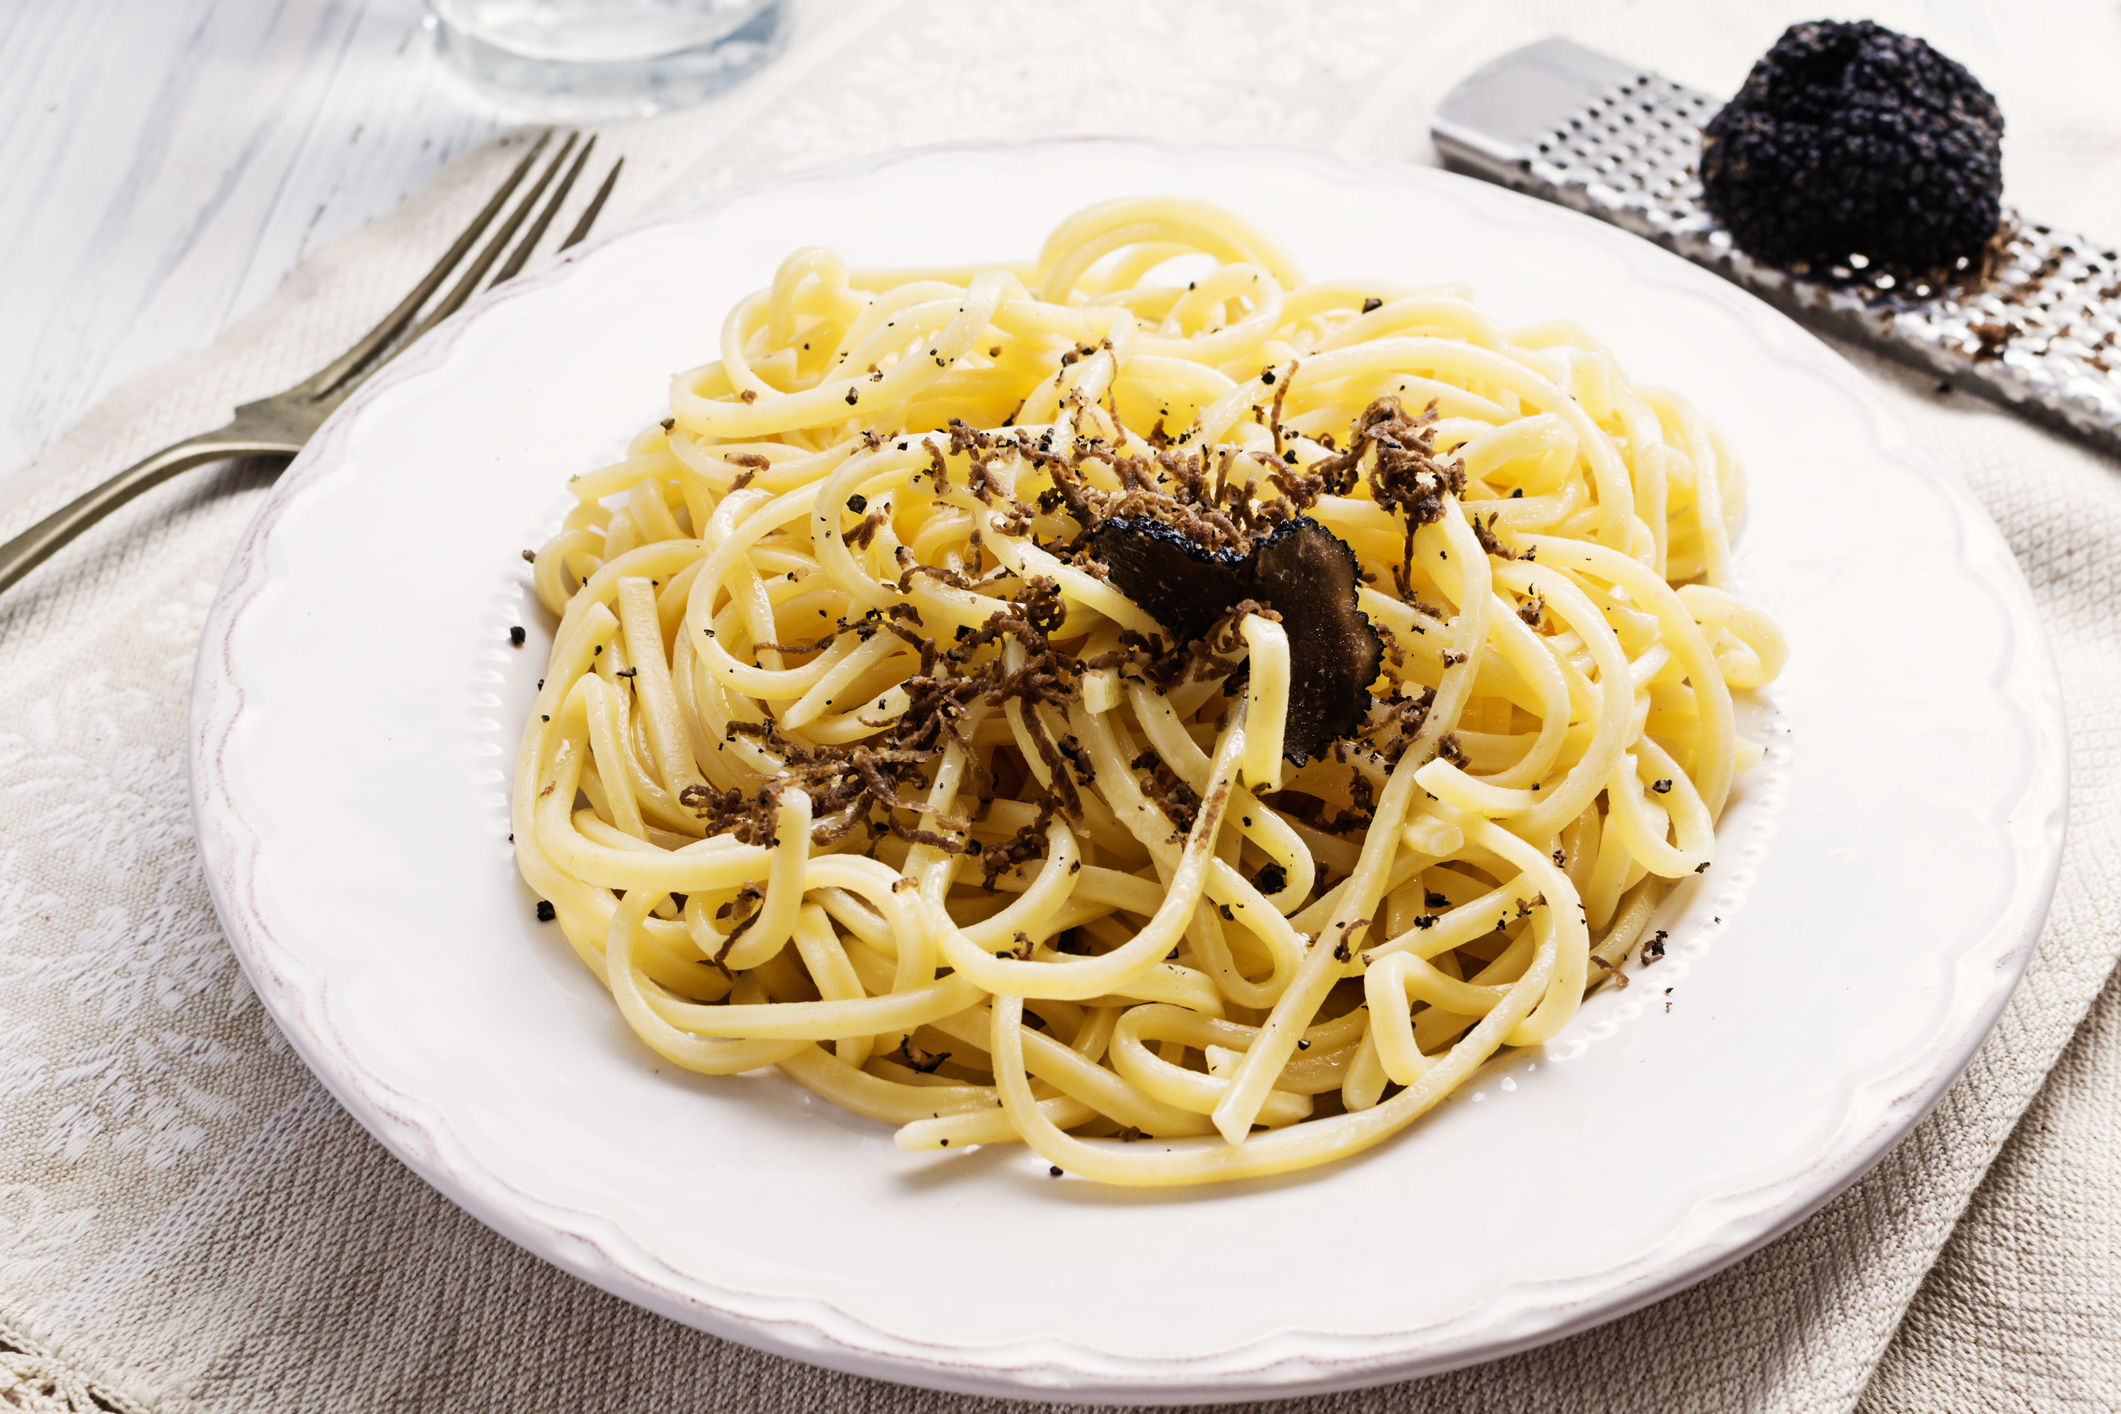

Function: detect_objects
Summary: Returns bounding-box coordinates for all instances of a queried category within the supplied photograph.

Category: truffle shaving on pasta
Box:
[512,198,1787,1186]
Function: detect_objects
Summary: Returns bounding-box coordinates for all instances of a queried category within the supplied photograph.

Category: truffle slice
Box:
[1249,519,1384,763]
[1091,516,1250,649]
[1092,515,1383,764]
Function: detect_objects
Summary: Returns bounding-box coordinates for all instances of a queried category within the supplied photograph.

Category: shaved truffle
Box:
[1092,515,1382,764]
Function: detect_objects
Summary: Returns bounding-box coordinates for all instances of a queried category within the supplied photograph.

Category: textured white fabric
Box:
[2,2,2118,1410]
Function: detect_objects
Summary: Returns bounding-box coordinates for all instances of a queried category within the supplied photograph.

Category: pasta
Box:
[511,197,1788,1186]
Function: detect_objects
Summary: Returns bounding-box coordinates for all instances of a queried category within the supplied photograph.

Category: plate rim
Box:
[188,134,2069,1401]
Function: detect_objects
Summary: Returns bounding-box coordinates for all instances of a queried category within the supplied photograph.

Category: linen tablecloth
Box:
[3,2,2117,1409]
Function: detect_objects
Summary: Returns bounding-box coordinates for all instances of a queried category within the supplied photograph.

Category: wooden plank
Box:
[0,0,510,474]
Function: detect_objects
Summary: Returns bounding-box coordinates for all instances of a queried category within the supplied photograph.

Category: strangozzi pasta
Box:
[512,197,1786,1186]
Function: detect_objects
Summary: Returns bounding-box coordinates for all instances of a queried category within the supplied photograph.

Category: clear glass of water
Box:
[428,0,787,119]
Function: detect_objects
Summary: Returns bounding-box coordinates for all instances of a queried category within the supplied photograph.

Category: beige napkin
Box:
[3,2,2117,1410]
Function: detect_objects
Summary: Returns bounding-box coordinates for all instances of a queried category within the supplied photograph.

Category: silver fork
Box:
[0,129,624,597]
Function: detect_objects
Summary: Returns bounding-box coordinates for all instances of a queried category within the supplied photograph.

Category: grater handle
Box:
[1432,39,1649,189]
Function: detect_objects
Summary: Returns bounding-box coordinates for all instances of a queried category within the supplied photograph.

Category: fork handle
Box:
[0,431,299,597]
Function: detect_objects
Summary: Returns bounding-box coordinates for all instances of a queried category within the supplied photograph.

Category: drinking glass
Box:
[428,0,786,119]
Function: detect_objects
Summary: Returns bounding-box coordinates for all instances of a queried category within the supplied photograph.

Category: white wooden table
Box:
[0,0,513,479]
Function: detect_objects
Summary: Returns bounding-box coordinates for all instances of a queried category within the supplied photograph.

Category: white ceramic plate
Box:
[190,140,2066,1402]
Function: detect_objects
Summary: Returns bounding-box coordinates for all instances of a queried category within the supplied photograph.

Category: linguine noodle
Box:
[511,197,1787,1186]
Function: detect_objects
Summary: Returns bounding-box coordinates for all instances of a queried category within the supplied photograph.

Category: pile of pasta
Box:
[513,197,1787,1186]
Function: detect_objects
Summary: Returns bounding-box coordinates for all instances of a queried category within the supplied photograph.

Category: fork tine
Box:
[394,131,582,352]
[328,141,625,408]
[559,156,625,252]
[487,136,596,288]
[305,130,554,398]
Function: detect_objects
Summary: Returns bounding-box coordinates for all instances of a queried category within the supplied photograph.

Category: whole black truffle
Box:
[1699,20,2004,271]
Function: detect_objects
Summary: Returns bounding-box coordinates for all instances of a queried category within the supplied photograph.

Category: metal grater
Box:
[1431,37,2121,458]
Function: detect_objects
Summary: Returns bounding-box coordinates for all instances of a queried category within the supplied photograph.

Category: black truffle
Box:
[1092,516,1251,648]
[1092,516,1383,764]
[1699,20,2004,271]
